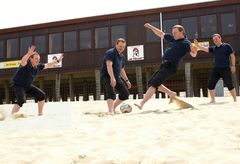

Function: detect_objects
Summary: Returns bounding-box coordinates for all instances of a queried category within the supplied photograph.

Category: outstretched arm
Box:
[193,39,209,53]
[44,54,64,69]
[144,23,165,39]
[20,45,36,67]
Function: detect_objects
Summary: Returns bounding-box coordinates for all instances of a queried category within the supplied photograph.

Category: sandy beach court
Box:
[0,97,240,163]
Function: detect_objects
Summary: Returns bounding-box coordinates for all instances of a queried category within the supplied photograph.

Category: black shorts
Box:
[101,76,129,100]
[13,84,46,107]
[148,61,178,89]
[208,67,234,90]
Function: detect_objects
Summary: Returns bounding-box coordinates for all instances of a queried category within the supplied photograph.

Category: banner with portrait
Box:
[47,53,63,68]
[127,45,144,61]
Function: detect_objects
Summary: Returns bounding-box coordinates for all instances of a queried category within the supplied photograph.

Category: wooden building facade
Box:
[0,0,239,104]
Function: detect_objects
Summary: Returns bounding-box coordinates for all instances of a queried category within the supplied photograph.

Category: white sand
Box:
[0,97,240,164]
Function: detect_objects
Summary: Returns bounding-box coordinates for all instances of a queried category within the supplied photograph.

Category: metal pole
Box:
[160,12,164,57]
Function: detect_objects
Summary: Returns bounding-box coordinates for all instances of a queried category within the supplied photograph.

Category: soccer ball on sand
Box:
[120,103,132,113]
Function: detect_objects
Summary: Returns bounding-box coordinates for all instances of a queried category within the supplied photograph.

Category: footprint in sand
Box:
[71,154,88,163]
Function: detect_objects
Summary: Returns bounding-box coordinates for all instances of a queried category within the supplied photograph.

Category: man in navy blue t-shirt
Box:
[12,45,64,116]
[135,23,198,110]
[194,34,237,103]
[101,38,132,113]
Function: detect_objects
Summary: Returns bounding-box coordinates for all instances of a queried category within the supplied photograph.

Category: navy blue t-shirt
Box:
[162,33,191,66]
[12,60,45,88]
[209,43,234,68]
[100,48,126,80]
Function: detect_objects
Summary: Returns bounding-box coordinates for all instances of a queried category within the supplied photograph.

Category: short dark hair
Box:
[172,25,186,35]
[212,33,221,38]
[116,38,126,44]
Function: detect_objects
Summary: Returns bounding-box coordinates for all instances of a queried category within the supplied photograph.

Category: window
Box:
[182,17,198,39]
[200,15,217,38]
[95,27,109,48]
[221,13,236,35]
[64,31,77,52]
[80,30,91,49]
[111,25,126,46]
[49,33,62,53]
[20,37,32,56]
[7,39,19,58]
[163,19,178,33]
[146,21,160,42]
[0,41,4,59]
[34,35,46,54]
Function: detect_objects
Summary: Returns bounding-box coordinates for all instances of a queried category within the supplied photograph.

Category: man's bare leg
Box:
[11,104,21,115]
[113,99,123,113]
[229,88,237,102]
[208,89,216,103]
[134,86,156,110]
[38,100,45,116]
[107,99,114,113]
[158,85,177,97]
[134,84,177,110]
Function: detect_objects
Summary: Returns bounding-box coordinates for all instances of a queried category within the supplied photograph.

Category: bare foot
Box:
[108,112,114,116]
[209,100,215,104]
[114,111,121,114]
[169,91,177,97]
[168,92,177,104]
[134,103,142,110]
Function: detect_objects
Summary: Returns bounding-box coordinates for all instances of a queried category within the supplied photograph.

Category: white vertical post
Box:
[160,12,164,57]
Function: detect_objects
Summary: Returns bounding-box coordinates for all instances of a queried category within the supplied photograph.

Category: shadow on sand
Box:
[198,102,229,106]
[127,108,195,116]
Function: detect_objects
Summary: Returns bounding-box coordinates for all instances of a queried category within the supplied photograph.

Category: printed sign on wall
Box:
[127,45,144,61]
[0,60,20,69]
[47,53,63,68]
[192,41,210,51]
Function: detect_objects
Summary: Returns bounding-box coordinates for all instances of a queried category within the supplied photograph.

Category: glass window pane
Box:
[182,17,198,39]
[146,21,160,42]
[221,13,236,35]
[49,33,62,53]
[80,30,91,49]
[95,27,109,48]
[20,37,32,57]
[201,15,217,38]
[64,31,77,52]
[0,41,4,59]
[35,35,46,54]
[163,19,178,33]
[7,39,19,58]
[111,25,126,46]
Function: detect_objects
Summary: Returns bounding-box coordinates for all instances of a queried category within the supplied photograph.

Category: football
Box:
[120,103,132,113]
